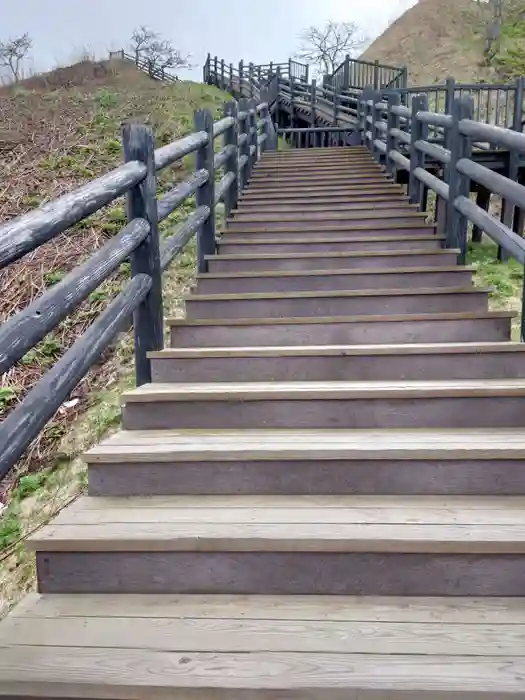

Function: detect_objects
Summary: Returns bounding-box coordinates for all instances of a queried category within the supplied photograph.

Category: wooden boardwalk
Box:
[2,147,525,697]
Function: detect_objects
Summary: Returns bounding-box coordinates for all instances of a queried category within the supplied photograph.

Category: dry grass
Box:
[361,0,496,85]
[0,59,229,612]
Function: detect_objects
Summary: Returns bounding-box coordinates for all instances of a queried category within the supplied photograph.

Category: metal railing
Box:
[363,90,525,338]
[0,96,275,482]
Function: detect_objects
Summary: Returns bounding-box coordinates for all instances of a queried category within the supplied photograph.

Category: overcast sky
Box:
[2,0,417,79]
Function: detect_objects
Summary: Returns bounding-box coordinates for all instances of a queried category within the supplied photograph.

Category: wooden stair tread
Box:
[26,494,525,552]
[148,341,525,359]
[85,427,525,462]
[196,265,472,279]
[121,379,525,402]
[184,286,489,302]
[222,222,434,232]
[207,248,454,260]
[2,596,525,697]
[216,236,447,246]
[167,311,516,327]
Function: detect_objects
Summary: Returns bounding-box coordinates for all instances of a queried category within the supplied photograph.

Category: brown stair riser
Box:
[208,251,456,272]
[88,459,525,498]
[185,292,488,320]
[220,229,436,241]
[234,201,414,214]
[241,186,404,198]
[218,240,440,255]
[123,395,525,431]
[34,551,525,596]
[151,351,525,385]
[238,194,406,206]
[170,316,511,348]
[225,221,426,236]
[247,177,391,188]
[227,216,425,228]
[194,269,473,294]
[248,172,392,181]
[250,167,385,177]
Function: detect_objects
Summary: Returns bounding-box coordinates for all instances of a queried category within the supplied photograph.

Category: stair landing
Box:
[1,146,525,698]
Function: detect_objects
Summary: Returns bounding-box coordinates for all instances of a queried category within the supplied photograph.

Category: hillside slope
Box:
[361,0,525,85]
[0,60,230,614]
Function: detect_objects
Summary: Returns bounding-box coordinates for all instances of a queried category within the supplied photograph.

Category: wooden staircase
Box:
[2,146,525,697]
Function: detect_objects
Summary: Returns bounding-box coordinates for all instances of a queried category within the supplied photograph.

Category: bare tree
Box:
[130,25,158,65]
[144,39,191,75]
[0,33,32,83]
[295,21,366,75]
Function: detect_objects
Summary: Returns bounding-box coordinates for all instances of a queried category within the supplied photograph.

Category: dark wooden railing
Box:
[109,50,180,83]
[203,54,309,93]
[362,90,525,337]
[0,97,275,482]
[326,55,408,91]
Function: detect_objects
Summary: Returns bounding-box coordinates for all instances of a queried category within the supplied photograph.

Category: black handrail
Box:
[0,96,275,482]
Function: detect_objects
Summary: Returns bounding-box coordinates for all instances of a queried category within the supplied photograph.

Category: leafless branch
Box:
[295,21,366,75]
[0,33,32,83]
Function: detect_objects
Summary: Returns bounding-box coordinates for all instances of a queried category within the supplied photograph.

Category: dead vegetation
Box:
[0,59,227,502]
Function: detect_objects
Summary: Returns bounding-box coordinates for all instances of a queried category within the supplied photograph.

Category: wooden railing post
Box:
[288,58,293,81]
[238,98,250,190]
[248,98,258,172]
[386,92,401,177]
[333,88,338,126]
[223,100,239,218]
[304,64,309,85]
[220,59,225,89]
[409,95,428,207]
[310,78,317,126]
[370,93,381,162]
[213,56,218,86]
[373,60,380,89]
[122,123,163,386]
[259,95,269,155]
[229,63,234,93]
[249,63,254,98]
[203,53,211,83]
[343,54,350,88]
[238,60,244,96]
[446,95,474,262]
[194,109,216,273]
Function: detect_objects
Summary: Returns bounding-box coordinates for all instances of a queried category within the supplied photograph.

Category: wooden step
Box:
[4,593,525,698]
[238,192,407,205]
[207,248,458,272]
[185,287,489,320]
[226,212,426,232]
[240,185,405,199]
[86,427,525,497]
[150,342,525,384]
[169,311,513,347]
[233,200,415,214]
[247,177,392,189]
[223,221,434,235]
[248,172,389,183]
[194,266,474,294]
[27,494,525,595]
[121,378,525,431]
[218,235,440,255]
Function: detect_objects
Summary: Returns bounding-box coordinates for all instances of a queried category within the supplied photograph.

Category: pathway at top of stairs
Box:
[2,145,525,699]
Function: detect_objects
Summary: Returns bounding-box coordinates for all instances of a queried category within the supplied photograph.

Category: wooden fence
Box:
[0,97,275,482]
[362,90,525,336]
[109,50,180,83]
[326,55,408,91]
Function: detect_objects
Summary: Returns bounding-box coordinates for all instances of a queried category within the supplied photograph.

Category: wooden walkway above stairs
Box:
[4,146,525,697]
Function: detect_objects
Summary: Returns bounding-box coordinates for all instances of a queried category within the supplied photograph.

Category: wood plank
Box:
[14,593,525,624]
[148,341,525,359]
[1,647,524,697]
[85,427,525,462]
[206,248,455,261]
[183,286,490,301]
[3,615,525,656]
[120,379,525,403]
[195,265,472,279]
[167,311,516,328]
[27,520,525,553]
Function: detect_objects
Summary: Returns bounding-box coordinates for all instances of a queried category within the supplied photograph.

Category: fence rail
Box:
[362,89,525,339]
[109,50,180,83]
[0,95,275,483]
[326,55,408,91]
